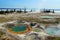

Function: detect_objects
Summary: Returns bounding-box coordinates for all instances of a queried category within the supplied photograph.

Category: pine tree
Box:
[24,8,27,13]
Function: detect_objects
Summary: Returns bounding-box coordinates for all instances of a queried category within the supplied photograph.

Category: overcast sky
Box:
[0,0,60,9]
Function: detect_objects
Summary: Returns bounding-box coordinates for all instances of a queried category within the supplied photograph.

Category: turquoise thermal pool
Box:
[11,25,27,32]
[40,16,54,18]
[45,27,60,36]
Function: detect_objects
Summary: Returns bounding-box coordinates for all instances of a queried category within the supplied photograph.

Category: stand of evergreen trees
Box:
[43,9,55,13]
[17,9,23,13]
[0,8,33,14]
[0,9,15,14]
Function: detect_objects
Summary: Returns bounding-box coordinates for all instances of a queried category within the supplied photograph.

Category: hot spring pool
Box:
[45,27,60,36]
[11,25,27,32]
[45,27,58,34]
[7,24,31,34]
[40,16,54,18]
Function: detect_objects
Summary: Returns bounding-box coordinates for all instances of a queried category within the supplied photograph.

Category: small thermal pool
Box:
[40,16,54,18]
[45,25,60,36]
[45,27,58,35]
